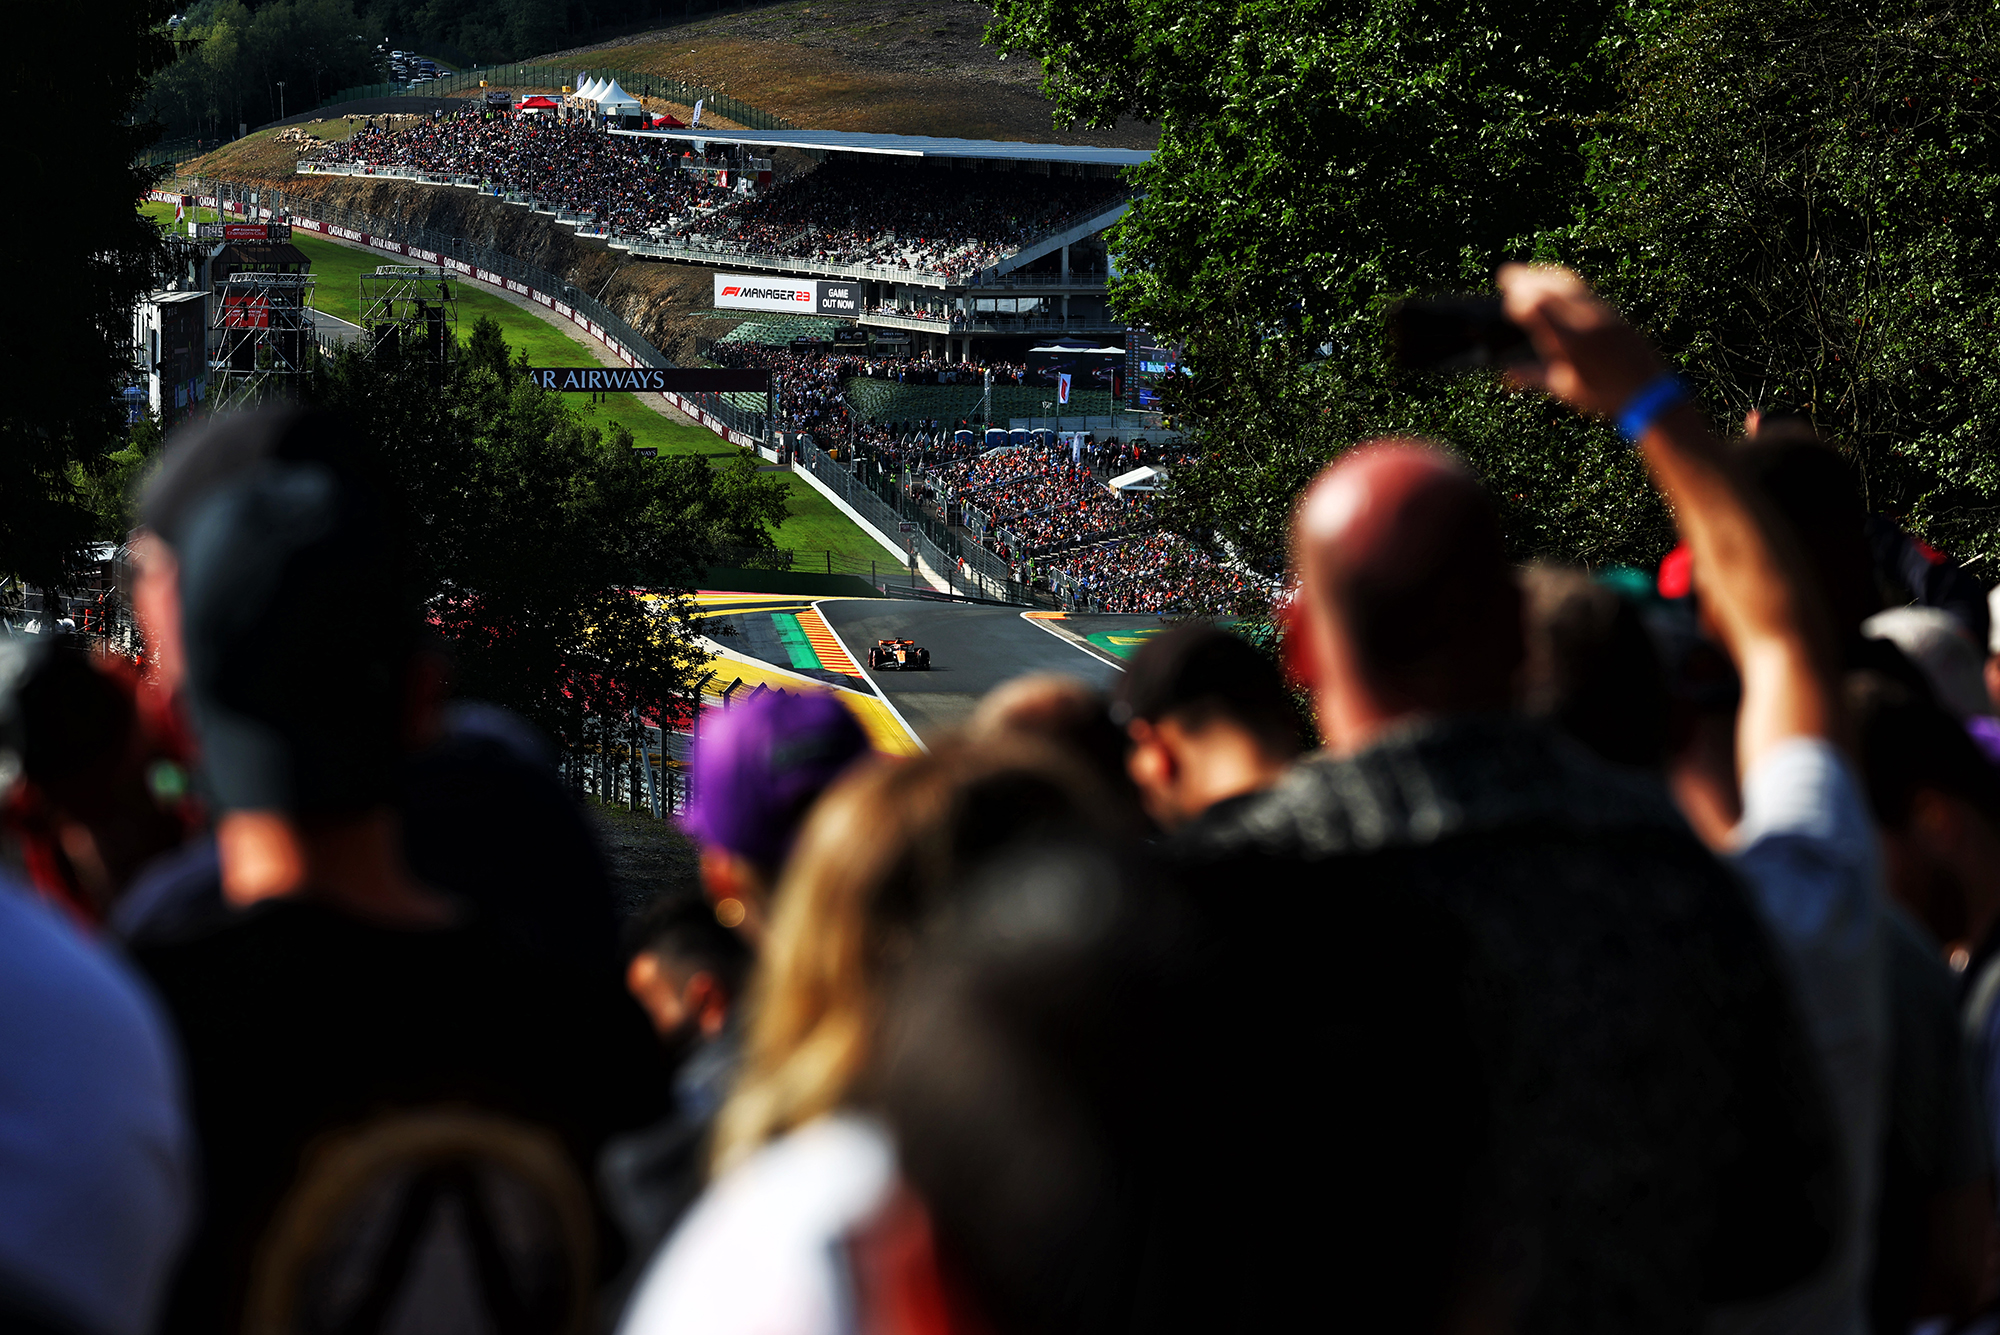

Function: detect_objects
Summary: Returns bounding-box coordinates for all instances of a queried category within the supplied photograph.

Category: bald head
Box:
[1292,441,1522,751]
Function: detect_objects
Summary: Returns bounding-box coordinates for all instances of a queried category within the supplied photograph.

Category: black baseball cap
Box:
[140,405,353,548]
[173,418,415,814]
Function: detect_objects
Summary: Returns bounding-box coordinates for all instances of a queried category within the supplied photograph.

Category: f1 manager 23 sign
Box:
[715,274,817,313]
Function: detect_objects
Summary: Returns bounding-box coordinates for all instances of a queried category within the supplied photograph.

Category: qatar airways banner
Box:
[715,274,818,313]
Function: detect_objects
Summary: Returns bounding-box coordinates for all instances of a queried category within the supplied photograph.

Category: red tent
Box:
[517,95,560,110]
[652,113,688,128]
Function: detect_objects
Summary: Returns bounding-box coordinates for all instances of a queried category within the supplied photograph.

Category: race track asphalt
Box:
[816,600,1130,745]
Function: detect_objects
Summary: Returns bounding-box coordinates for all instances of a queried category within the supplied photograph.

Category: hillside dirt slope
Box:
[538,0,1155,147]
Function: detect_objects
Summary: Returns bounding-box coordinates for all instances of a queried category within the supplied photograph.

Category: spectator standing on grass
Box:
[1844,675,1994,1332]
[593,690,869,1326]
[114,408,622,971]
[1178,306,1840,1329]
[864,840,1195,1335]
[1514,447,1965,1333]
[676,690,870,949]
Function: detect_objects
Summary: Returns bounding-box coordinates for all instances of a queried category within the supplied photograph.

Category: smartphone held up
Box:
[1385,296,1539,374]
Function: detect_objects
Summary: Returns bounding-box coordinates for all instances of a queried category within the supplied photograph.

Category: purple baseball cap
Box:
[682,690,871,871]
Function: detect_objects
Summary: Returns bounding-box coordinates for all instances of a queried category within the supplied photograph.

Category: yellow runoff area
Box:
[674,592,922,756]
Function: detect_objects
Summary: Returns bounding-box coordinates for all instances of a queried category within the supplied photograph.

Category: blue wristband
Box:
[1616,373,1688,442]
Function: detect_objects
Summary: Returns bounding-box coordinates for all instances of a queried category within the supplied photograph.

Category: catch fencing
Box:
[565,665,879,822]
[564,707,693,821]
[1,578,141,658]
[793,441,1030,603]
[136,136,208,169]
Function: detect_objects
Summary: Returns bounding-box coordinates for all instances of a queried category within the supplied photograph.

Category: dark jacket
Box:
[1175,714,1839,1335]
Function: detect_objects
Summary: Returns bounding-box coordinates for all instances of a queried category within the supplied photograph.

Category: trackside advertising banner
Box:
[816,282,861,317]
[715,274,817,313]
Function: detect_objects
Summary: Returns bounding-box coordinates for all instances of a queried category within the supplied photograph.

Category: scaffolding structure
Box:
[359,266,458,361]
[210,270,318,406]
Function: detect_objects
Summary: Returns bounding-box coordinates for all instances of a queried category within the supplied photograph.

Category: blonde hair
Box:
[709,740,1105,1173]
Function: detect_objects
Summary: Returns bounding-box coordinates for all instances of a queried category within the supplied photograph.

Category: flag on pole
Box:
[175,200,185,222]
[692,98,704,126]
[1057,372,1072,405]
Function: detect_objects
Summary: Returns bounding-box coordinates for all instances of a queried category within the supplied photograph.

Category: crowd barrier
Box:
[793,442,1029,604]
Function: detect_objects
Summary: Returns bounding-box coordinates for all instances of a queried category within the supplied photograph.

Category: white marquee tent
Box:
[595,79,642,116]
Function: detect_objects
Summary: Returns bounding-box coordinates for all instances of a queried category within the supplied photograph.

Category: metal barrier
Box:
[136,136,207,169]
[794,443,1030,603]
[564,706,693,820]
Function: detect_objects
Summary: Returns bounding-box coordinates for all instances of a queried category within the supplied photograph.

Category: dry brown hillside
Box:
[539,0,1156,147]
[182,0,1152,184]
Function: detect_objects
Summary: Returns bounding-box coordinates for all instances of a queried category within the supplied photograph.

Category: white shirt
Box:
[618,1115,895,1335]
[1711,739,1887,1335]
[0,877,194,1335]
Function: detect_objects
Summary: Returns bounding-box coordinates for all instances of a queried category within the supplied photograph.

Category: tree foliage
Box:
[988,0,1669,580]
[142,0,383,137]
[350,0,747,68]
[143,0,781,123]
[1581,0,2000,569]
[309,316,791,741]
[4,1,179,593]
[990,0,2000,583]
[77,415,169,544]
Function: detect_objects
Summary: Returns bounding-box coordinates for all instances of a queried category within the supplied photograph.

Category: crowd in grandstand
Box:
[303,109,1124,279]
[676,160,1126,281]
[707,341,1215,605]
[938,451,1130,551]
[305,109,731,237]
[711,344,1033,418]
[918,434,1193,593]
[1033,530,1255,613]
[20,266,2000,1335]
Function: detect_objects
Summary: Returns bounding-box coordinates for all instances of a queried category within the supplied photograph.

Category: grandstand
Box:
[300,106,1147,366]
[708,314,844,346]
[617,125,1140,365]
[287,102,1257,612]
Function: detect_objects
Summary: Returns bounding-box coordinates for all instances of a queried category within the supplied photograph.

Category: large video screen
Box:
[1125,327,1180,410]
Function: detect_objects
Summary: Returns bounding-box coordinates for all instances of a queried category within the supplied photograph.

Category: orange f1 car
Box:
[867,638,932,671]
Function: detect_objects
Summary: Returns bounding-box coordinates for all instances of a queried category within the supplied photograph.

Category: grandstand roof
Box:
[608,126,1152,168]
